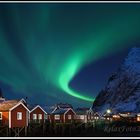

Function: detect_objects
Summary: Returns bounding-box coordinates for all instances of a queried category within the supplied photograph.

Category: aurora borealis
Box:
[1,3,140,106]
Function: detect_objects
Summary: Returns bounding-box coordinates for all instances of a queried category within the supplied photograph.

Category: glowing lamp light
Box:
[137,115,140,121]
[107,109,111,114]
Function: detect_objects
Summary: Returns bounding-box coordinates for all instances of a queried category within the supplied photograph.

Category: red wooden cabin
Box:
[75,108,90,123]
[0,99,30,128]
[50,108,76,123]
[30,105,47,123]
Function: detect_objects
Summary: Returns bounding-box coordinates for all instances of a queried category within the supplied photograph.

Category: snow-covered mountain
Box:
[92,47,140,114]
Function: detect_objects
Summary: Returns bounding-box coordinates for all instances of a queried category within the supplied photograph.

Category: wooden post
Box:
[43,123,46,136]
[54,123,57,135]
[62,124,65,136]
[28,125,30,136]
[6,127,8,136]
[69,124,71,136]
[25,127,27,136]
[18,128,19,137]
[9,128,11,136]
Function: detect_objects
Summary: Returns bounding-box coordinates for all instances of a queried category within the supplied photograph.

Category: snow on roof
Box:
[41,106,56,114]
[0,99,22,111]
[119,113,136,118]
[52,108,68,115]
[56,103,73,109]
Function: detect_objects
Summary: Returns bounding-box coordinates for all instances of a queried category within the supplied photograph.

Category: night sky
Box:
[0,3,140,107]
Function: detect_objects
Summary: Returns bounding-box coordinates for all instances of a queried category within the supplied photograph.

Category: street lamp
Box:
[107,109,111,114]
[106,109,112,122]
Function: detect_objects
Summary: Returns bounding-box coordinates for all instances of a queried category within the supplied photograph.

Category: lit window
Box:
[137,117,140,121]
[107,117,110,120]
[79,115,85,119]
[17,112,22,120]
[0,112,2,120]
[68,115,71,120]
[33,114,37,120]
[55,115,60,120]
[38,114,42,120]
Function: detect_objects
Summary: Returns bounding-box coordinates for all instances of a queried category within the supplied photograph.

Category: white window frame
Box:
[33,114,37,120]
[68,115,72,120]
[55,115,60,120]
[0,112,2,120]
[38,114,42,120]
[17,112,22,120]
[44,114,48,120]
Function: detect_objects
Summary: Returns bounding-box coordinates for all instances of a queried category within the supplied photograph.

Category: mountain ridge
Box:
[92,47,140,114]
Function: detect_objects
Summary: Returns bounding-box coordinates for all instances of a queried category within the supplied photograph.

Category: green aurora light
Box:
[0,4,140,103]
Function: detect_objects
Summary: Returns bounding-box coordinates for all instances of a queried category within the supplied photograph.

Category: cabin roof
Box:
[41,106,55,114]
[56,103,73,109]
[119,113,137,118]
[29,105,47,114]
[0,99,22,111]
[93,112,101,116]
[52,108,68,115]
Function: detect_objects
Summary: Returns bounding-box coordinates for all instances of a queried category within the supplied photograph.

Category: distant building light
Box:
[113,115,119,118]
[94,116,99,120]
[137,116,140,122]
[107,117,110,120]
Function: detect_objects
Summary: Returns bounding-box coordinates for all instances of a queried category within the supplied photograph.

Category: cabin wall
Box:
[87,112,93,120]
[30,107,45,123]
[11,104,27,128]
[2,111,9,126]
[65,110,75,123]
[75,115,87,123]
[50,114,64,123]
